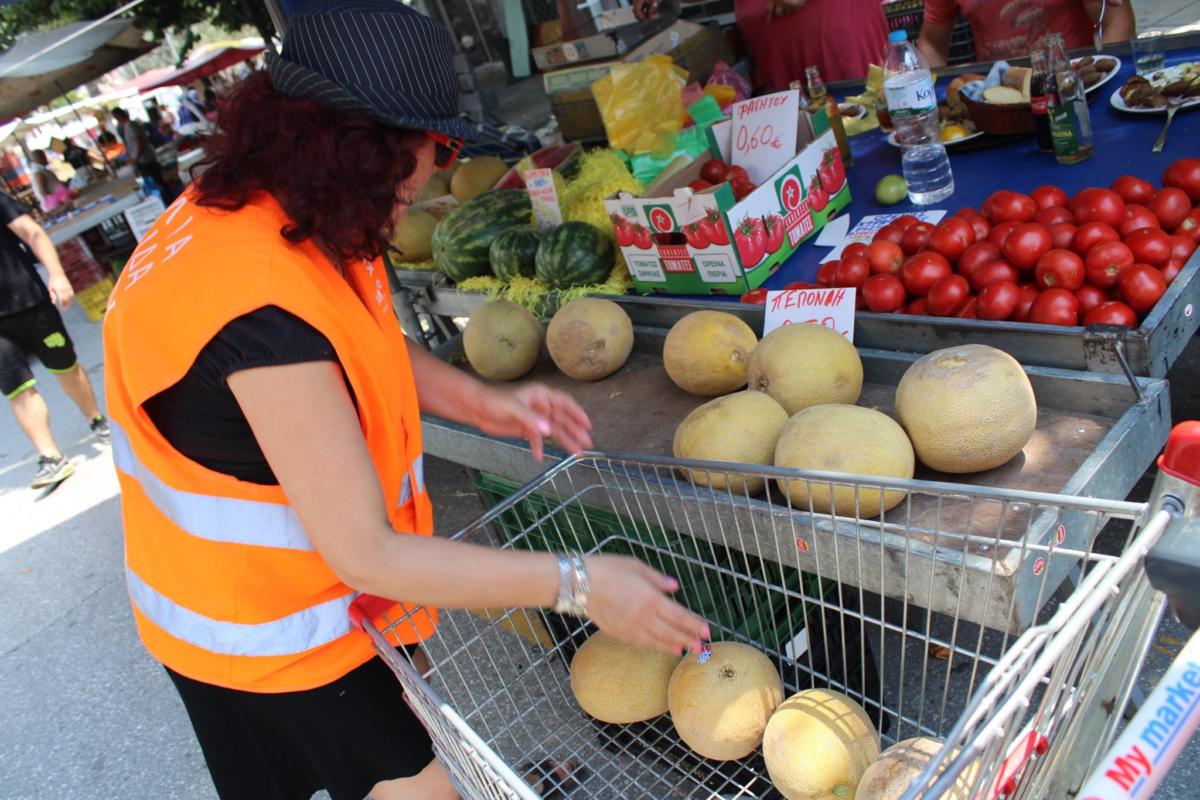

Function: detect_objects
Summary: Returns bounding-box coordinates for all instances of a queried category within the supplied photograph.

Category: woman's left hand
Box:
[470,383,593,461]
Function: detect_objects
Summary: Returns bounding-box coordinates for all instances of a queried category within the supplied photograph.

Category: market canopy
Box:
[137,39,265,91]
[0,18,154,120]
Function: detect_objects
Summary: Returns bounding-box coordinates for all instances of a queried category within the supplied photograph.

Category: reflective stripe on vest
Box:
[111,421,314,552]
[398,454,425,507]
[126,566,357,656]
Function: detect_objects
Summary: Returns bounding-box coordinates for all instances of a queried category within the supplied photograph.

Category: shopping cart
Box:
[351,423,1200,800]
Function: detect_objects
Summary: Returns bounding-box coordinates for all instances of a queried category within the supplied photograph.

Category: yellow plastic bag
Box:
[592,55,688,156]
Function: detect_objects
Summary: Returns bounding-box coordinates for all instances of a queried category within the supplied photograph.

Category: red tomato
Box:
[634,225,654,249]
[970,260,1021,292]
[1124,227,1172,267]
[958,241,1002,282]
[1119,204,1161,237]
[699,209,729,246]
[1035,248,1085,290]
[834,255,871,288]
[901,222,935,255]
[784,281,815,290]
[1075,284,1110,318]
[1029,288,1080,326]
[732,178,755,200]
[1162,157,1200,203]
[928,217,975,263]
[611,217,635,247]
[1071,222,1120,256]
[988,221,1021,249]
[1003,223,1053,271]
[892,214,921,230]
[1083,301,1138,327]
[901,251,952,297]
[926,274,970,316]
[815,261,838,287]
[1111,175,1156,205]
[862,273,907,312]
[954,297,977,318]
[1149,188,1192,230]
[763,215,785,253]
[688,179,713,192]
[682,222,709,248]
[956,208,992,241]
[866,241,905,275]
[1013,283,1041,322]
[1049,222,1077,250]
[1175,209,1200,243]
[734,218,767,266]
[843,242,869,260]
[1168,234,1197,263]
[1162,259,1184,285]
[1070,187,1127,228]
[977,280,1020,321]
[1030,185,1069,210]
[873,224,906,245]
[906,298,929,316]
[699,159,728,184]
[740,288,768,304]
[1084,241,1134,288]
[1035,206,1074,227]
[1118,264,1166,313]
[727,165,749,186]
[987,190,1038,224]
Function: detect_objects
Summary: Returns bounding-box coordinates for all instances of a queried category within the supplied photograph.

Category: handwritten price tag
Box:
[730,90,799,184]
[762,287,856,341]
[523,168,563,229]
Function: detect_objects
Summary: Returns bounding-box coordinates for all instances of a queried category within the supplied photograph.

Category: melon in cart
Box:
[763,688,880,800]
[570,632,680,724]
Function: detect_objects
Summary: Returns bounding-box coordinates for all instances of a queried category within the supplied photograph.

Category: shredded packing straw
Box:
[395,149,642,315]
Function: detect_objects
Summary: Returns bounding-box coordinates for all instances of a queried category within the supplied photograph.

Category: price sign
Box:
[762,287,856,341]
[523,168,563,229]
[730,90,799,184]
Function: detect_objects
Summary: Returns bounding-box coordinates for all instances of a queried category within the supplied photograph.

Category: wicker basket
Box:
[962,92,1037,135]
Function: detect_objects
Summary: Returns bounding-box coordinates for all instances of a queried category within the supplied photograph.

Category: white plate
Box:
[1073,55,1122,95]
[886,128,986,148]
[1109,60,1200,114]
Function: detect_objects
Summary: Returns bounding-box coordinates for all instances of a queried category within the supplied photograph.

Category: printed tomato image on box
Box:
[604,98,851,295]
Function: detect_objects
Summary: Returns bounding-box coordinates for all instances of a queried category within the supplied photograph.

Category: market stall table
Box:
[43,178,143,246]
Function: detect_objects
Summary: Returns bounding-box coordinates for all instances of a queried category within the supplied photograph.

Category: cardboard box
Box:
[603,109,851,295]
[532,33,620,71]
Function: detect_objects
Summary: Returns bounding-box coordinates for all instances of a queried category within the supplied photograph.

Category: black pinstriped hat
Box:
[267,0,484,141]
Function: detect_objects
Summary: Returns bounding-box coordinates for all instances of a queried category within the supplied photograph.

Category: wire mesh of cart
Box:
[350,446,1200,800]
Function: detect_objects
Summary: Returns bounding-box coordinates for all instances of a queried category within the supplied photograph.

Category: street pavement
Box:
[0,303,1196,799]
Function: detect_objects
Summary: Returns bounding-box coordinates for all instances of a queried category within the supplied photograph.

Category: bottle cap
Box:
[889,30,908,43]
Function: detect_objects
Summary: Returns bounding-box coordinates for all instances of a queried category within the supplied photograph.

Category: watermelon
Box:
[432,190,533,283]
[535,222,614,289]
[489,226,544,281]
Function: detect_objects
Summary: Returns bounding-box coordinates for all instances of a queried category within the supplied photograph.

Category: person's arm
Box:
[917,20,954,67]
[8,214,73,309]
[228,360,709,655]
[1086,0,1134,44]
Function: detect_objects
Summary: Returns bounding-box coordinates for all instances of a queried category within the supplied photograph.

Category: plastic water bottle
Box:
[883,29,954,205]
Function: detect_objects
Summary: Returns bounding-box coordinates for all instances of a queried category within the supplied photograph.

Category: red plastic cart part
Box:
[348,594,393,629]
[1158,420,1200,486]
[990,730,1050,799]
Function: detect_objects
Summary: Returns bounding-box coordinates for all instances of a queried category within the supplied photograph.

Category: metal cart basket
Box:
[353,446,1200,799]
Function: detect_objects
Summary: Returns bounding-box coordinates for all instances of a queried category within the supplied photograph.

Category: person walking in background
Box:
[28,150,73,213]
[111,107,174,203]
[0,191,109,488]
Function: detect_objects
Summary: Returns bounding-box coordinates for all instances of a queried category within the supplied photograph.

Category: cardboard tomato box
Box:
[603,108,851,295]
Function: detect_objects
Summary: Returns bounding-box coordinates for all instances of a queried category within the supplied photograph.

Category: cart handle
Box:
[1075,627,1200,800]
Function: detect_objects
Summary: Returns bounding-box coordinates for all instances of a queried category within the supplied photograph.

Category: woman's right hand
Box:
[584,554,710,656]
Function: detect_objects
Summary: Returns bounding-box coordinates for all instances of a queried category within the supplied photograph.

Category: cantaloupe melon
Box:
[414,173,450,203]
[855,737,976,800]
[389,209,437,260]
[894,345,1036,473]
[546,298,633,381]
[569,632,680,724]
[663,311,758,396]
[673,391,788,495]
[463,300,543,381]
[763,688,880,800]
[774,404,914,516]
[451,156,508,202]
[747,324,863,415]
[668,642,784,761]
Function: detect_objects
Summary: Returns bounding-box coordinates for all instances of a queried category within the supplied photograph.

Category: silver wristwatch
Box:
[553,552,590,617]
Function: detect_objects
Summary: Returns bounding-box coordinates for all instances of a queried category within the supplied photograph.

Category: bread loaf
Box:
[983,85,1024,104]
[1003,66,1033,101]
[946,73,986,114]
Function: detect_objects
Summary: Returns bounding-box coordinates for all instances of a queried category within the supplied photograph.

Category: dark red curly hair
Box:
[192,72,425,262]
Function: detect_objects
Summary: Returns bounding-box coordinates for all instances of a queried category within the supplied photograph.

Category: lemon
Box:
[940,124,969,142]
[875,174,907,206]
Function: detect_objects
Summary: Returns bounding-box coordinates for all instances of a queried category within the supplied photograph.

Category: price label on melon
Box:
[729,90,800,185]
[524,168,563,229]
[763,287,856,341]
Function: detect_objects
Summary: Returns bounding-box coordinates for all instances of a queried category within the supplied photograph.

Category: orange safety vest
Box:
[103,189,436,693]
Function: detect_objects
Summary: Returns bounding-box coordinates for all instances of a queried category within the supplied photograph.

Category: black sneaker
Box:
[31,455,75,489]
[90,415,111,444]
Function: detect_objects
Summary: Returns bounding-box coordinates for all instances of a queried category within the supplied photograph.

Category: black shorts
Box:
[0,302,78,398]
[166,649,434,800]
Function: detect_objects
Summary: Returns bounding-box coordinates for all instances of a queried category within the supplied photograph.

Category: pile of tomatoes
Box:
[689,159,758,199]
[805,158,1200,327]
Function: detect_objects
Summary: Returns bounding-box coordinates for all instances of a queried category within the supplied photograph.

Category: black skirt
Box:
[166,650,434,800]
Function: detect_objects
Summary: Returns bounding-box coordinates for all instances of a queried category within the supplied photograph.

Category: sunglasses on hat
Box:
[426,130,464,170]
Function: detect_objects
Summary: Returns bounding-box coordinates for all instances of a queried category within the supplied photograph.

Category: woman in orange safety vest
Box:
[102,3,710,799]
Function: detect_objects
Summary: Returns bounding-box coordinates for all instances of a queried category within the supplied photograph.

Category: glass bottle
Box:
[805,65,853,166]
[1046,33,1094,164]
[1029,47,1054,153]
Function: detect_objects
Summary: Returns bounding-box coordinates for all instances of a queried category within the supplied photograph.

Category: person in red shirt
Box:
[917,0,1135,66]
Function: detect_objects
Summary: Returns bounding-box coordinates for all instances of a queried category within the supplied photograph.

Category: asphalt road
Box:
[0,303,1195,799]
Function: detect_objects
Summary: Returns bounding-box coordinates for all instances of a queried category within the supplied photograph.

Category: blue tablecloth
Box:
[699,48,1200,295]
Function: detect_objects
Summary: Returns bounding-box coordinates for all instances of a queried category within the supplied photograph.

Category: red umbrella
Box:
[138,44,265,91]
